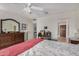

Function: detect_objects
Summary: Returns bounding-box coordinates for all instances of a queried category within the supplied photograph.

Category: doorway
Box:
[33,23,37,38]
[58,24,67,42]
[60,25,66,37]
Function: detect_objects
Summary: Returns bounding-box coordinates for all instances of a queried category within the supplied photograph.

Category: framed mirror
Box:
[1,19,20,33]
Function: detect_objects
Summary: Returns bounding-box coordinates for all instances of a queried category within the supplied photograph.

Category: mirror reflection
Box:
[1,19,20,33]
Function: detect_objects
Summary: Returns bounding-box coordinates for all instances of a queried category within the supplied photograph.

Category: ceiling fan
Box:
[24,3,48,14]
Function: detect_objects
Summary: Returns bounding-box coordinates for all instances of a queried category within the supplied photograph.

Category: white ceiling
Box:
[0,3,79,18]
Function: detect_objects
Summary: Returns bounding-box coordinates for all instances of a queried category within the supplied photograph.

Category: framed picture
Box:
[21,23,27,30]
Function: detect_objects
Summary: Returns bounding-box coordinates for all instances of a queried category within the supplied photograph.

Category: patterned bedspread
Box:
[18,40,79,56]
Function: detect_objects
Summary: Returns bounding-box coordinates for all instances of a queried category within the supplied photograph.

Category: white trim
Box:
[58,19,69,42]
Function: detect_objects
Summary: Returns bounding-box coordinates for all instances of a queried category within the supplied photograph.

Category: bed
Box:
[18,40,79,56]
[0,38,43,56]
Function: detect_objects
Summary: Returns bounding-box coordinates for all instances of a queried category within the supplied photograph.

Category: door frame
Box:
[58,20,69,42]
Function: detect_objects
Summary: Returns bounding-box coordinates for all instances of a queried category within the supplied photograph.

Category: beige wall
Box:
[37,10,79,40]
[0,10,34,40]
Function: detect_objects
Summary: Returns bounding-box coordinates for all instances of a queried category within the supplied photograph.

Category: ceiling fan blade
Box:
[24,3,32,14]
[31,6,44,11]
[27,3,31,7]
[24,3,48,14]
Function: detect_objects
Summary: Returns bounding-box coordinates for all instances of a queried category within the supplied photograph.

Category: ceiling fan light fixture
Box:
[24,3,48,15]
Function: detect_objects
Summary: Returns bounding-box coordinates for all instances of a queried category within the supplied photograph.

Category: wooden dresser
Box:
[0,32,24,49]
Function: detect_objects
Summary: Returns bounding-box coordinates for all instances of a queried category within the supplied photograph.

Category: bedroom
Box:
[0,3,79,56]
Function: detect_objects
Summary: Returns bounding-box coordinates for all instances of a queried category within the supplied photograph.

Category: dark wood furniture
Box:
[70,39,79,44]
[0,32,24,49]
